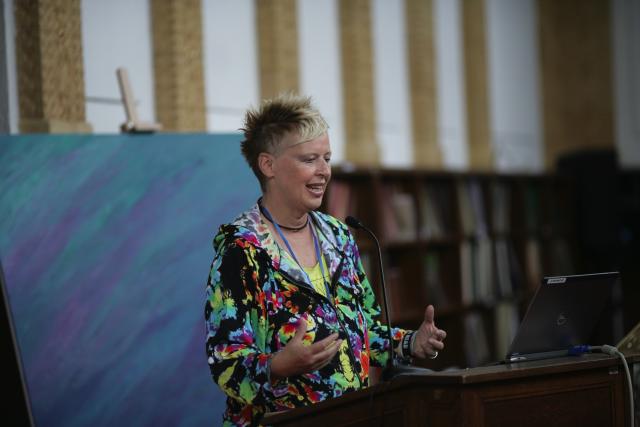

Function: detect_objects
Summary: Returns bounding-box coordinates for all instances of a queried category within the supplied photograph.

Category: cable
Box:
[590,345,634,427]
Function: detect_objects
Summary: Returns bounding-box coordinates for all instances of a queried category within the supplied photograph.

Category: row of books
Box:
[359,236,573,315]
[460,236,574,304]
[374,180,515,242]
[459,237,530,305]
[327,178,572,243]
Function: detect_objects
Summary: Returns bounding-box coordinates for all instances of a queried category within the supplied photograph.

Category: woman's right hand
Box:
[270,318,342,381]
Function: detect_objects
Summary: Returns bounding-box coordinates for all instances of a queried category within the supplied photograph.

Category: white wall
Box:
[298,0,345,164]
[372,0,412,168]
[486,0,543,172]
[4,0,638,168]
[613,0,640,168]
[82,0,155,134]
[434,0,468,170]
[203,0,258,134]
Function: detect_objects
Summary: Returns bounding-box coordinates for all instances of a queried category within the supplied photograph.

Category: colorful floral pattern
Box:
[205,204,407,426]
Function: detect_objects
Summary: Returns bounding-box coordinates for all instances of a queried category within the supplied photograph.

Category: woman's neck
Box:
[261,194,309,229]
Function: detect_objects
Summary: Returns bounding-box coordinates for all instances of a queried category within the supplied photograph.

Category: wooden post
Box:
[256,0,300,100]
[339,0,379,166]
[462,0,493,170]
[406,0,442,168]
[14,0,92,133]
[150,0,207,132]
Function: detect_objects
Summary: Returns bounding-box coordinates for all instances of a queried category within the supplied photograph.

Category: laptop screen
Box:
[506,272,618,362]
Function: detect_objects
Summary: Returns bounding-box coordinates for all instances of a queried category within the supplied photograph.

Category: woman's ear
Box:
[258,153,275,179]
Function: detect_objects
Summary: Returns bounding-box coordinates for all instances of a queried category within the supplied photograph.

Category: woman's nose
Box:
[317,159,331,176]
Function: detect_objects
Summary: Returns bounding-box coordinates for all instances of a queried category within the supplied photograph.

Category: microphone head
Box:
[345,215,363,229]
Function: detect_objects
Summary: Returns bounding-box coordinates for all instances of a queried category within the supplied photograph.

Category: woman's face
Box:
[267,132,332,214]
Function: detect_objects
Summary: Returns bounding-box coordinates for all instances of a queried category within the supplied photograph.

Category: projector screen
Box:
[0,133,260,426]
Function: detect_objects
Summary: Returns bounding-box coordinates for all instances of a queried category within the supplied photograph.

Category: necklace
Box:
[275,219,309,232]
[260,202,331,297]
[258,200,309,232]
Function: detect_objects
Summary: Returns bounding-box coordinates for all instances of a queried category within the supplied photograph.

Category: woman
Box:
[205,94,446,426]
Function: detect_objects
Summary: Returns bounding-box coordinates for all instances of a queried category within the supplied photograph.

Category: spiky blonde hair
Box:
[240,93,329,190]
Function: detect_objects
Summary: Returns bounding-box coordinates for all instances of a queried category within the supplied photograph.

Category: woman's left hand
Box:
[412,305,447,359]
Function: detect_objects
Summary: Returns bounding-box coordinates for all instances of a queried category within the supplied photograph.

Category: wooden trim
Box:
[462,0,493,170]
[15,0,91,133]
[339,0,379,166]
[150,0,206,131]
[256,0,300,100]
[537,0,615,169]
[406,0,442,168]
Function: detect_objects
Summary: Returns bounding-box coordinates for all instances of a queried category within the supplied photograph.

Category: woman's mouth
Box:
[306,183,325,197]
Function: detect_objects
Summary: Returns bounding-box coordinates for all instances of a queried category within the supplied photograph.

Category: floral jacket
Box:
[205,204,408,426]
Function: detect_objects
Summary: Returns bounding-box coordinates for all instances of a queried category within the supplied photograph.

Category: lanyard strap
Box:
[309,224,332,298]
[260,204,331,297]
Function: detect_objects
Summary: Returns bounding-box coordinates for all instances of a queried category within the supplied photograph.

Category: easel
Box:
[116,67,162,133]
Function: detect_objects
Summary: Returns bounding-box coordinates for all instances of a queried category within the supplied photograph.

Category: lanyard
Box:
[260,204,331,297]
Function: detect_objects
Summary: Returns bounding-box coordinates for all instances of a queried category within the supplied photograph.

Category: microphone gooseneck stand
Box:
[345,216,431,381]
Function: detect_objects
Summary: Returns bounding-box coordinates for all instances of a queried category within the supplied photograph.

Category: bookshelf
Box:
[322,167,578,369]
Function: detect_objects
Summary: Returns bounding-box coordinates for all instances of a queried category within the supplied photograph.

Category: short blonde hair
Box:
[240,93,329,190]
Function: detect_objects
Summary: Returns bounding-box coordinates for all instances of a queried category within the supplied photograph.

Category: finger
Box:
[428,338,445,351]
[436,329,447,340]
[314,347,340,371]
[312,339,342,367]
[291,318,308,343]
[424,305,435,324]
[310,332,340,352]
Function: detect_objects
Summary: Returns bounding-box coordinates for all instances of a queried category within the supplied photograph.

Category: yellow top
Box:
[303,255,330,297]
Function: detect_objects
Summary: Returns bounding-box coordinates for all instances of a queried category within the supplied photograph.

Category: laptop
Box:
[505,271,619,363]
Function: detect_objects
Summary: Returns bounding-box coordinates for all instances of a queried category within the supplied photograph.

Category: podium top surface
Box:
[398,352,639,385]
[263,353,639,425]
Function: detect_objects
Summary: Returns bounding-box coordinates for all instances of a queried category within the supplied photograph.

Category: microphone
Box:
[345,216,431,380]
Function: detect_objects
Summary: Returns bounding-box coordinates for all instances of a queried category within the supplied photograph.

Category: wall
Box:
[82,0,156,134]
[298,0,346,164]
[373,0,412,167]
[434,0,468,170]
[486,0,543,172]
[203,0,258,134]
[3,0,638,168]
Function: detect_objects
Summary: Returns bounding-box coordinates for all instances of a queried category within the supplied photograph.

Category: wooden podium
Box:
[263,353,634,427]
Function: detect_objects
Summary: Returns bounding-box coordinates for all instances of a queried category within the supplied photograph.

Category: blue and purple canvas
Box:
[0,133,260,426]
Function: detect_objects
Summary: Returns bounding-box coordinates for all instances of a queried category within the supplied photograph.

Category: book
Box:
[460,241,474,305]
[464,311,490,367]
[468,179,488,237]
[391,191,417,241]
[491,181,510,234]
[326,180,353,221]
[494,238,512,298]
[494,301,520,359]
[457,180,476,236]
[422,252,448,307]
[418,185,445,239]
[473,237,495,303]
[525,238,542,292]
[381,184,417,242]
